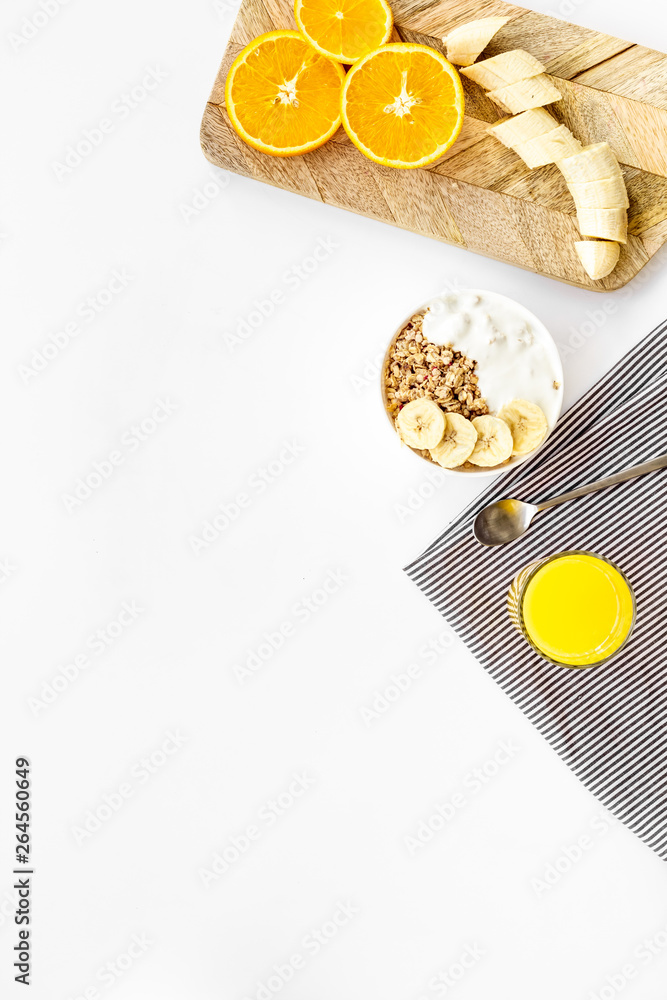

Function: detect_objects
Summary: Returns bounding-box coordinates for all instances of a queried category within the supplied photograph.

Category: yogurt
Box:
[421,289,562,427]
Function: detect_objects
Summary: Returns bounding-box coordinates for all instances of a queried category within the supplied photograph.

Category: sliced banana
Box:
[513,125,581,168]
[558,143,629,271]
[469,415,513,467]
[498,399,548,455]
[443,17,510,67]
[396,398,445,450]
[574,240,621,279]
[487,74,562,114]
[462,49,545,90]
[489,108,556,147]
[577,208,628,243]
[569,175,629,209]
[430,413,478,469]
[557,142,621,185]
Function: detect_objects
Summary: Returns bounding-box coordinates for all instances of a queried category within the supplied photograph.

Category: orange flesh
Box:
[296,0,392,62]
[342,45,464,167]
[226,32,345,155]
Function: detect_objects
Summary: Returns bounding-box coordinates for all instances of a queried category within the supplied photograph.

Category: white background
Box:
[3,0,667,997]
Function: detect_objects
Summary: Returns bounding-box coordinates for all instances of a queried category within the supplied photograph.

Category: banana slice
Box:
[462,49,545,90]
[396,398,445,450]
[430,413,478,468]
[487,75,562,114]
[489,108,556,147]
[569,176,629,210]
[557,143,621,185]
[574,240,621,280]
[577,208,627,243]
[469,415,513,467]
[574,240,621,279]
[498,399,548,455]
[443,16,510,67]
[513,125,582,168]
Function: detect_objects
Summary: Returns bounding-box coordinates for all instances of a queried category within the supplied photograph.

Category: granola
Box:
[384,313,490,422]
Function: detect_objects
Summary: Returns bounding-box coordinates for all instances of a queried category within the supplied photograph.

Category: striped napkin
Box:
[405,320,667,859]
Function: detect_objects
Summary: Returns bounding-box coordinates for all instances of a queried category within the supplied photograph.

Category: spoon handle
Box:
[537,453,667,511]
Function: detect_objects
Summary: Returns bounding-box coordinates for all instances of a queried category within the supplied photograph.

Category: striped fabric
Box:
[405,320,667,858]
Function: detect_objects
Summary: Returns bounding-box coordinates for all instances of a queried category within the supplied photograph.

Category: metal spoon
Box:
[473,453,667,546]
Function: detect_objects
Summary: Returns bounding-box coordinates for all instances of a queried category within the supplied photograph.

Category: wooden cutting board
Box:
[200,0,667,290]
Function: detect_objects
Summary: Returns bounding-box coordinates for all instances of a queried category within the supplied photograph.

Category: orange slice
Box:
[341,43,465,169]
[225,30,346,157]
[295,0,393,65]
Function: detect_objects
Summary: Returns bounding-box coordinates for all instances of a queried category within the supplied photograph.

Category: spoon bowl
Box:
[473,499,538,546]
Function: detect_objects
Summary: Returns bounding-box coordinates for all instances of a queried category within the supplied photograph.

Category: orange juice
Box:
[512,552,635,667]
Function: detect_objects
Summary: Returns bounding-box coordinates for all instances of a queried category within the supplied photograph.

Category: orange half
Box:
[341,43,465,169]
[225,30,346,157]
[295,0,393,64]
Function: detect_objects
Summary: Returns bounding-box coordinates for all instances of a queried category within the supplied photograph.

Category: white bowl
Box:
[381,289,564,477]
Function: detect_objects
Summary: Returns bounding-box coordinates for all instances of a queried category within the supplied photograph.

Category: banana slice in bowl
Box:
[469,416,514,467]
[396,398,446,450]
[498,399,549,455]
[431,413,478,468]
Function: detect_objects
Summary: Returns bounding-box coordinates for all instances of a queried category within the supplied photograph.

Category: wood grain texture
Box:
[200,0,667,290]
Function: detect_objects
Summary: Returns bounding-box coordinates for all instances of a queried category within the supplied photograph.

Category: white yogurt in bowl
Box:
[383,289,563,476]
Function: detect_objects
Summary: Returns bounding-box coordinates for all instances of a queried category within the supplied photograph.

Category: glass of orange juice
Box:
[508,551,636,668]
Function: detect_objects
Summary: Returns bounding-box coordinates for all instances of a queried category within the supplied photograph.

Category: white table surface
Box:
[3,0,667,996]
